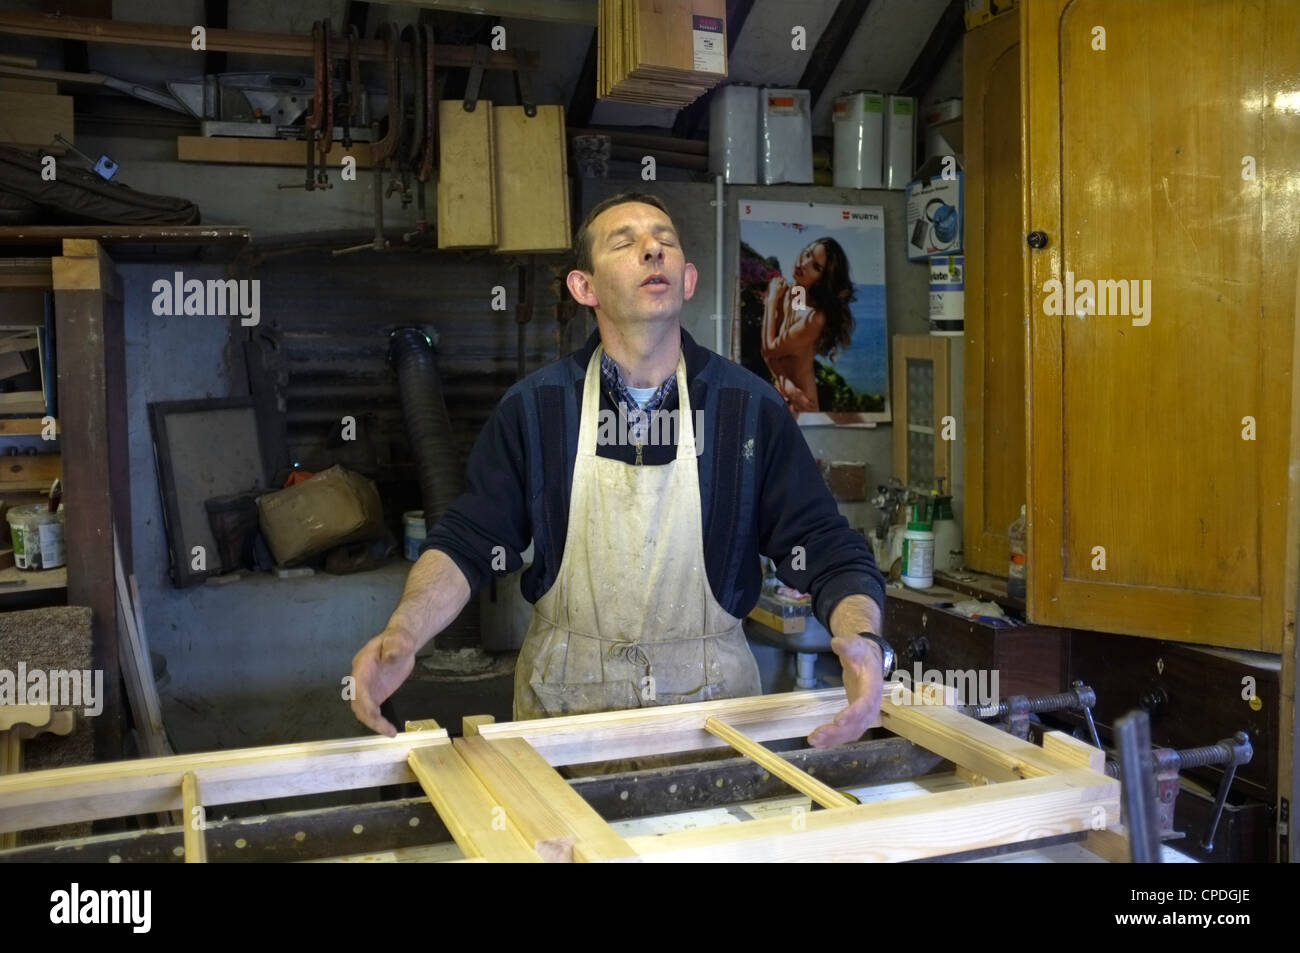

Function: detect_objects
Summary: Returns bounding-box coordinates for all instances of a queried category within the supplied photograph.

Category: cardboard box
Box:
[256,465,385,566]
[906,156,964,261]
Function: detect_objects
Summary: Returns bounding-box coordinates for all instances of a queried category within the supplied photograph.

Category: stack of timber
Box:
[598,0,727,108]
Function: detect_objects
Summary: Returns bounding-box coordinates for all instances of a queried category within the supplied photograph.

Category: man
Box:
[351,192,889,746]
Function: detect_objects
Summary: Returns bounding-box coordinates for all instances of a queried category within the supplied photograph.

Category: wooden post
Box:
[53,239,128,762]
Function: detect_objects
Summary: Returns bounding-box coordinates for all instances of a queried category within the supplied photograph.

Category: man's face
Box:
[567,202,698,327]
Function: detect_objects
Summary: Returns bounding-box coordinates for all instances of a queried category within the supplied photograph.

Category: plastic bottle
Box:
[930,491,961,572]
[901,502,935,590]
[1008,504,1027,599]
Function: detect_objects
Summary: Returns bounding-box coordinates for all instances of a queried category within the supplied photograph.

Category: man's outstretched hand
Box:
[350,627,417,737]
[808,633,883,748]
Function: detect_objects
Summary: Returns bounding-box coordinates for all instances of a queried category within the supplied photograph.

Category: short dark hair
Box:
[572,191,679,274]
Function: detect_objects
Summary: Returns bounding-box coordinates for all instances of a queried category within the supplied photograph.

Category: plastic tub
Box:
[6,503,66,570]
[404,510,426,561]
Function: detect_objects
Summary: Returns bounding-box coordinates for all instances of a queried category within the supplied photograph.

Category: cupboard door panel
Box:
[963,9,1026,574]
[1024,0,1300,650]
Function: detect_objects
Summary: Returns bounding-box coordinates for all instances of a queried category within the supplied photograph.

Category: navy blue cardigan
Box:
[423,328,886,629]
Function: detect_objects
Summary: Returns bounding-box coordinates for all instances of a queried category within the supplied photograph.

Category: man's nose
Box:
[642,239,665,261]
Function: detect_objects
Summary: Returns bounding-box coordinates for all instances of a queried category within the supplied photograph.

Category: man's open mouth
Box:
[641,274,669,287]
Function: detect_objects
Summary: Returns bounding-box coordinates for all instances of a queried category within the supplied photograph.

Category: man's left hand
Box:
[808,634,883,748]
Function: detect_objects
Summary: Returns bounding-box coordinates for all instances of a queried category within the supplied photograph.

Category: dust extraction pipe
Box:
[389,328,463,533]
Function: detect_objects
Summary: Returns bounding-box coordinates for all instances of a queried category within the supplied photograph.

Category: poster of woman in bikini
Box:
[734,200,890,426]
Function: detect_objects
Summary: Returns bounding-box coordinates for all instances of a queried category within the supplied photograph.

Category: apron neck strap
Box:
[579,342,695,460]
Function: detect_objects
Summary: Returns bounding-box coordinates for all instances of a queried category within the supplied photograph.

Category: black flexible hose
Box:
[389,328,462,532]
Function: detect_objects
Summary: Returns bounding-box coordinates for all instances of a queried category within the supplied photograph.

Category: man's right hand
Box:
[350,627,417,737]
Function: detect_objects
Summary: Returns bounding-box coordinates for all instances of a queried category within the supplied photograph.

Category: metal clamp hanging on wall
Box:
[513,48,536,117]
[463,43,489,112]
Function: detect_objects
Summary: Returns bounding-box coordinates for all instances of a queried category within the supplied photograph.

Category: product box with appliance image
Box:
[905,156,964,261]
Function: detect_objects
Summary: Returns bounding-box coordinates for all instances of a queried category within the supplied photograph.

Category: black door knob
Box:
[1027,230,1049,249]
[1139,686,1168,717]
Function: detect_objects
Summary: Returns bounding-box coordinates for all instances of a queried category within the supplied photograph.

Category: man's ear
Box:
[681,262,699,302]
[566,269,599,308]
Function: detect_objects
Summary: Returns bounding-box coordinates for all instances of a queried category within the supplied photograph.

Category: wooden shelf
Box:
[934,568,1026,616]
[0,563,66,597]
[0,417,57,436]
[178,136,374,168]
[0,226,251,245]
[0,451,59,491]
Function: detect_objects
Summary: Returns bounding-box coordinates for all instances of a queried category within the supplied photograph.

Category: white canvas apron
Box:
[513,344,762,721]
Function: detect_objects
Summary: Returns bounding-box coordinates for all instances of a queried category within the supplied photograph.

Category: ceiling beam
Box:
[671,0,758,138]
[898,0,964,98]
[796,0,874,110]
[382,0,595,26]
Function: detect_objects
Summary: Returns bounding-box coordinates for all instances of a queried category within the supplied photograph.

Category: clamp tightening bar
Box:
[970,681,1100,745]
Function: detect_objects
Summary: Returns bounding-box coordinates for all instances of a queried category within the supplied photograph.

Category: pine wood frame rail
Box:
[0,687,1121,863]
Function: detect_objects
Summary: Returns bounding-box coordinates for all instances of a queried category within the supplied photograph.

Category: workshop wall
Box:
[121,263,409,750]
[577,179,948,536]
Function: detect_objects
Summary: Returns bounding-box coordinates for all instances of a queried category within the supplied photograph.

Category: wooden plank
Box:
[0,452,59,491]
[0,729,19,847]
[437,101,497,249]
[0,226,249,246]
[625,769,1118,862]
[0,78,57,94]
[492,105,570,253]
[462,715,495,736]
[1038,734,1130,860]
[0,12,539,68]
[0,705,53,733]
[0,65,105,89]
[0,91,73,147]
[406,742,540,862]
[393,0,596,25]
[1040,730,1105,772]
[114,538,168,759]
[879,683,1074,782]
[0,564,66,594]
[453,736,577,861]
[456,736,638,863]
[476,688,859,766]
[703,717,855,809]
[54,239,126,760]
[0,393,48,417]
[1279,88,1300,863]
[177,135,374,168]
[0,729,451,835]
[746,604,806,633]
[181,771,207,863]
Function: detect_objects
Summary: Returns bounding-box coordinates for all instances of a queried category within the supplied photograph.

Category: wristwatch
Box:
[857,632,896,678]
